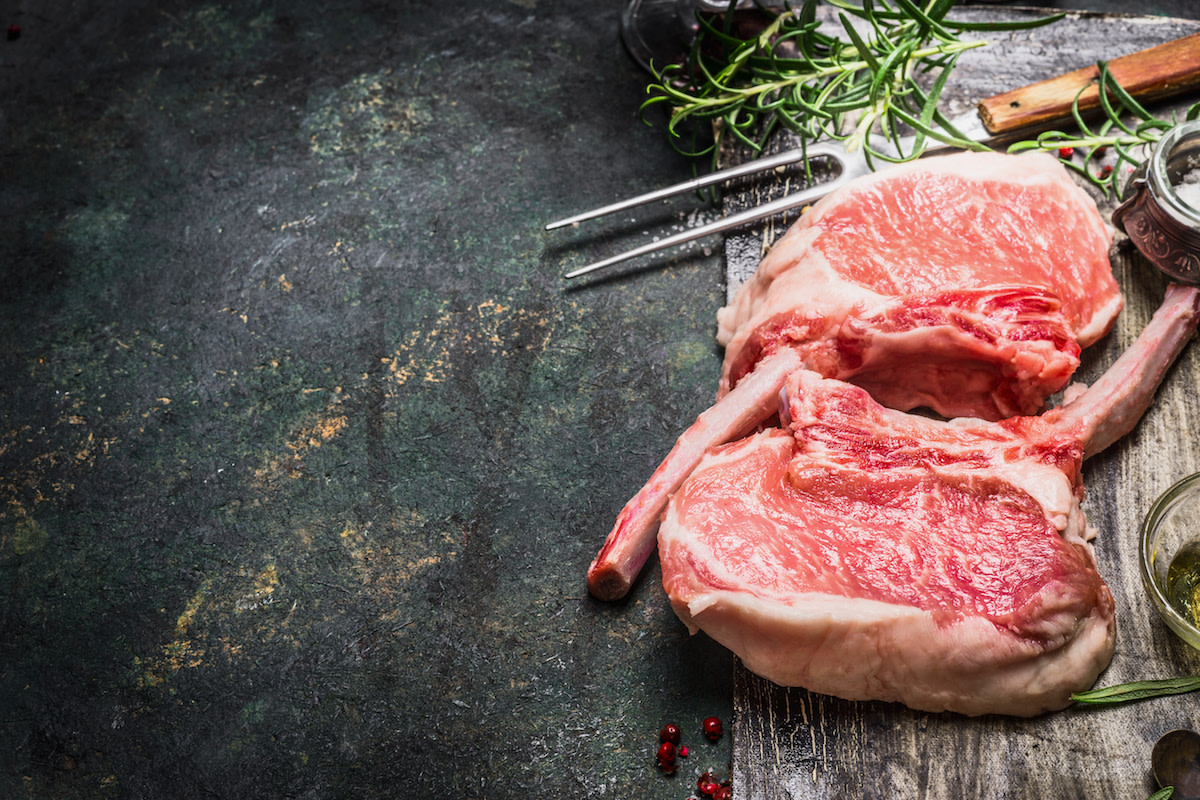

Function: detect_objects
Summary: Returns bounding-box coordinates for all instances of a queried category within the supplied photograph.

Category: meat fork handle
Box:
[978,32,1200,135]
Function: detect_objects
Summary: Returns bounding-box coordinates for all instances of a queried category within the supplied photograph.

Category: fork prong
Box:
[563,170,851,279]
[545,144,843,231]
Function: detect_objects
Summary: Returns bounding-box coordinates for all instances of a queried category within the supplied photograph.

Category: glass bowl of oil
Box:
[1141,473,1200,651]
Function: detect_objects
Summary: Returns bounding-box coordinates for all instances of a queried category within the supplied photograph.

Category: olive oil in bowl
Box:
[1168,538,1200,627]
[1141,473,1200,652]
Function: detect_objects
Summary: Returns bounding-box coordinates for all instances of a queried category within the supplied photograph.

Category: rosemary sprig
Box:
[1008,61,1200,197]
[1070,675,1200,706]
[1148,788,1174,800]
[641,0,1062,168]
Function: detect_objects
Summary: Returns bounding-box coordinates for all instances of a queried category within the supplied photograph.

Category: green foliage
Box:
[641,0,1061,167]
[1070,675,1200,706]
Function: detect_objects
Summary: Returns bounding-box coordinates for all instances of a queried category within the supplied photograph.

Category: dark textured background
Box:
[0,1,1195,798]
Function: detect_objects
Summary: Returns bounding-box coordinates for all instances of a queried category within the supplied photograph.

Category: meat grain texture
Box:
[662,282,1198,716]
[590,151,1200,716]
[718,151,1123,420]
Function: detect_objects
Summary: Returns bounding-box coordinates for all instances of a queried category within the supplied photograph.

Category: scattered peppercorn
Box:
[702,715,724,741]
[1093,145,1109,158]
[1097,165,1114,179]
[655,718,728,792]
[1057,147,1074,159]
[6,23,19,40]
[656,741,678,773]
[692,767,735,798]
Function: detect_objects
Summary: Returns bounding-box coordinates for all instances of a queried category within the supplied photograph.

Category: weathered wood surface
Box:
[724,8,1200,799]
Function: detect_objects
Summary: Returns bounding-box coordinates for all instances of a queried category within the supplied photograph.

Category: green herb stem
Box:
[1070,675,1200,706]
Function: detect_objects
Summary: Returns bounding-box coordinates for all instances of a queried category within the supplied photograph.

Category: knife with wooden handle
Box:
[979,31,1200,134]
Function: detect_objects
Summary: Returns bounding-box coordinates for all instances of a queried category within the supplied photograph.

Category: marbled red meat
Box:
[658,284,1200,716]
[718,151,1122,420]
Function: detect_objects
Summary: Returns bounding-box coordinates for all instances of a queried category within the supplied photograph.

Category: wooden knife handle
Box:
[978,31,1200,135]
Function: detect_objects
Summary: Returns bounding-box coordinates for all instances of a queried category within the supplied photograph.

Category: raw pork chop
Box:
[718,150,1122,420]
[588,151,1122,601]
[658,284,1200,717]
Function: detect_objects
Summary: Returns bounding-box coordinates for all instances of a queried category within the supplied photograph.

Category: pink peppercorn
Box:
[702,715,724,741]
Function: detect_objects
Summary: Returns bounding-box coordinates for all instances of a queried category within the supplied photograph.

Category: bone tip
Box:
[587,565,632,602]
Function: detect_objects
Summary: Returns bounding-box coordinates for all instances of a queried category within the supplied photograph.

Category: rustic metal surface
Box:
[0,1,735,798]
[724,7,1200,800]
[3,1,1199,798]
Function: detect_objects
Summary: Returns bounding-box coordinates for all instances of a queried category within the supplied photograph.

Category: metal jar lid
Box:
[1113,119,1200,283]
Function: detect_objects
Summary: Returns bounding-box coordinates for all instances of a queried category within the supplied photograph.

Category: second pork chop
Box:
[659,284,1200,716]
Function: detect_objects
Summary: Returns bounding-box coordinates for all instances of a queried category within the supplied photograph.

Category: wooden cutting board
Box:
[721,8,1200,799]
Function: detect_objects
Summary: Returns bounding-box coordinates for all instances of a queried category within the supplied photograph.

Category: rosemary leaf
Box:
[938,11,1065,32]
[891,0,953,41]
[1148,788,1175,800]
[1100,61,1154,127]
[1070,676,1200,706]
